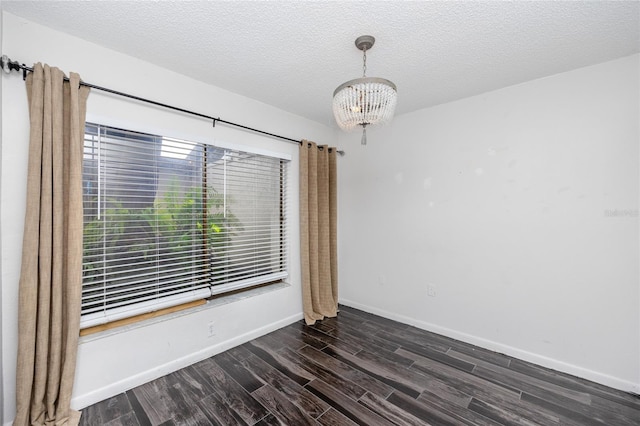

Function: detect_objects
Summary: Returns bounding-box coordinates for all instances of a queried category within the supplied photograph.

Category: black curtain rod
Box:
[1,55,345,156]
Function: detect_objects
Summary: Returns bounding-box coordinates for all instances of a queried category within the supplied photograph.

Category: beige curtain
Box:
[14,64,90,426]
[299,141,338,325]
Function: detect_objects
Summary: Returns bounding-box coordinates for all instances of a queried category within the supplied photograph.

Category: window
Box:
[81,123,289,328]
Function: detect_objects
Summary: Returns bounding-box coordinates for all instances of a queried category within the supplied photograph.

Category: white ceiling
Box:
[2,1,639,128]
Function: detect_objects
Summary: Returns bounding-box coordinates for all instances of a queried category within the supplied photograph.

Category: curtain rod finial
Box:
[1,54,22,74]
[1,55,11,73]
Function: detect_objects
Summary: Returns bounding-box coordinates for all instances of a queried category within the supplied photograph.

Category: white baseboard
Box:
[339,299,639,395]
[70,312,303,410]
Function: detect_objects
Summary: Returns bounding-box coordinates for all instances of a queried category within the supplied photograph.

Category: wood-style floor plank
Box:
[186,358,269,424]
[325,316,402,354]
[245,340,314,386]
[80,392,133,426]
[235,353,330,419]
[473,362,593,404]
[212,351,264,393]
[416,391,498,426]
[278,325,328,350]
[79,305,640,426]
[195,390,249,426]
[357,391,431,426]
[467,397,545,426]
[306,378,394,426]
[104,411,142,426]
[316,408,359,426]
[510,358,640,410]
[386,390,464,426]
[125,390,152,426]
[252,413,280,426]
[322,345,425,398]
[298,345,395,398]
[277,346,368,401]
[251,384,316,426]
[399,347,522,402]
[130,376,189,425]
[292,322,362,354]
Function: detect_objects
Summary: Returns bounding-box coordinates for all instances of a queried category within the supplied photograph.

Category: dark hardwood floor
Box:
[79,305,640,425]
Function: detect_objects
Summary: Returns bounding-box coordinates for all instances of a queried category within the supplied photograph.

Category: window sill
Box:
[79,281,290,344]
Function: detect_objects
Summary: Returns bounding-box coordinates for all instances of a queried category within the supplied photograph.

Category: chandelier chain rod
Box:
[362,47,367,77]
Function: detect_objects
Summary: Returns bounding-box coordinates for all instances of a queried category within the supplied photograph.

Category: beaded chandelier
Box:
[332,35,397,145]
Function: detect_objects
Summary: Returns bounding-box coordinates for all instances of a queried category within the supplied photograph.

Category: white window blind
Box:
[81,123,289,328]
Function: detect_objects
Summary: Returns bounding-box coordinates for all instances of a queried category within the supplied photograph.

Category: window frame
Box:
[80,122,292,329]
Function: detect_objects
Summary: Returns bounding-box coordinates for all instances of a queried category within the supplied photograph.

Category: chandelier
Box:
[332,35,397,145]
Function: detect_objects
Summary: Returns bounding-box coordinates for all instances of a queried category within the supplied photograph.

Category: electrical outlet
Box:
[427,285,437,297]
[207,321,216,337]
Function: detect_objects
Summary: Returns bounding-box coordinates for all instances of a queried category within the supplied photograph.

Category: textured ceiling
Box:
[2,1,639,128]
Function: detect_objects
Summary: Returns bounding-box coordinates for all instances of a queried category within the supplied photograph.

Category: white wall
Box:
[0,8,4,420]
[338,54,640,393]
[0,13,334,424]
